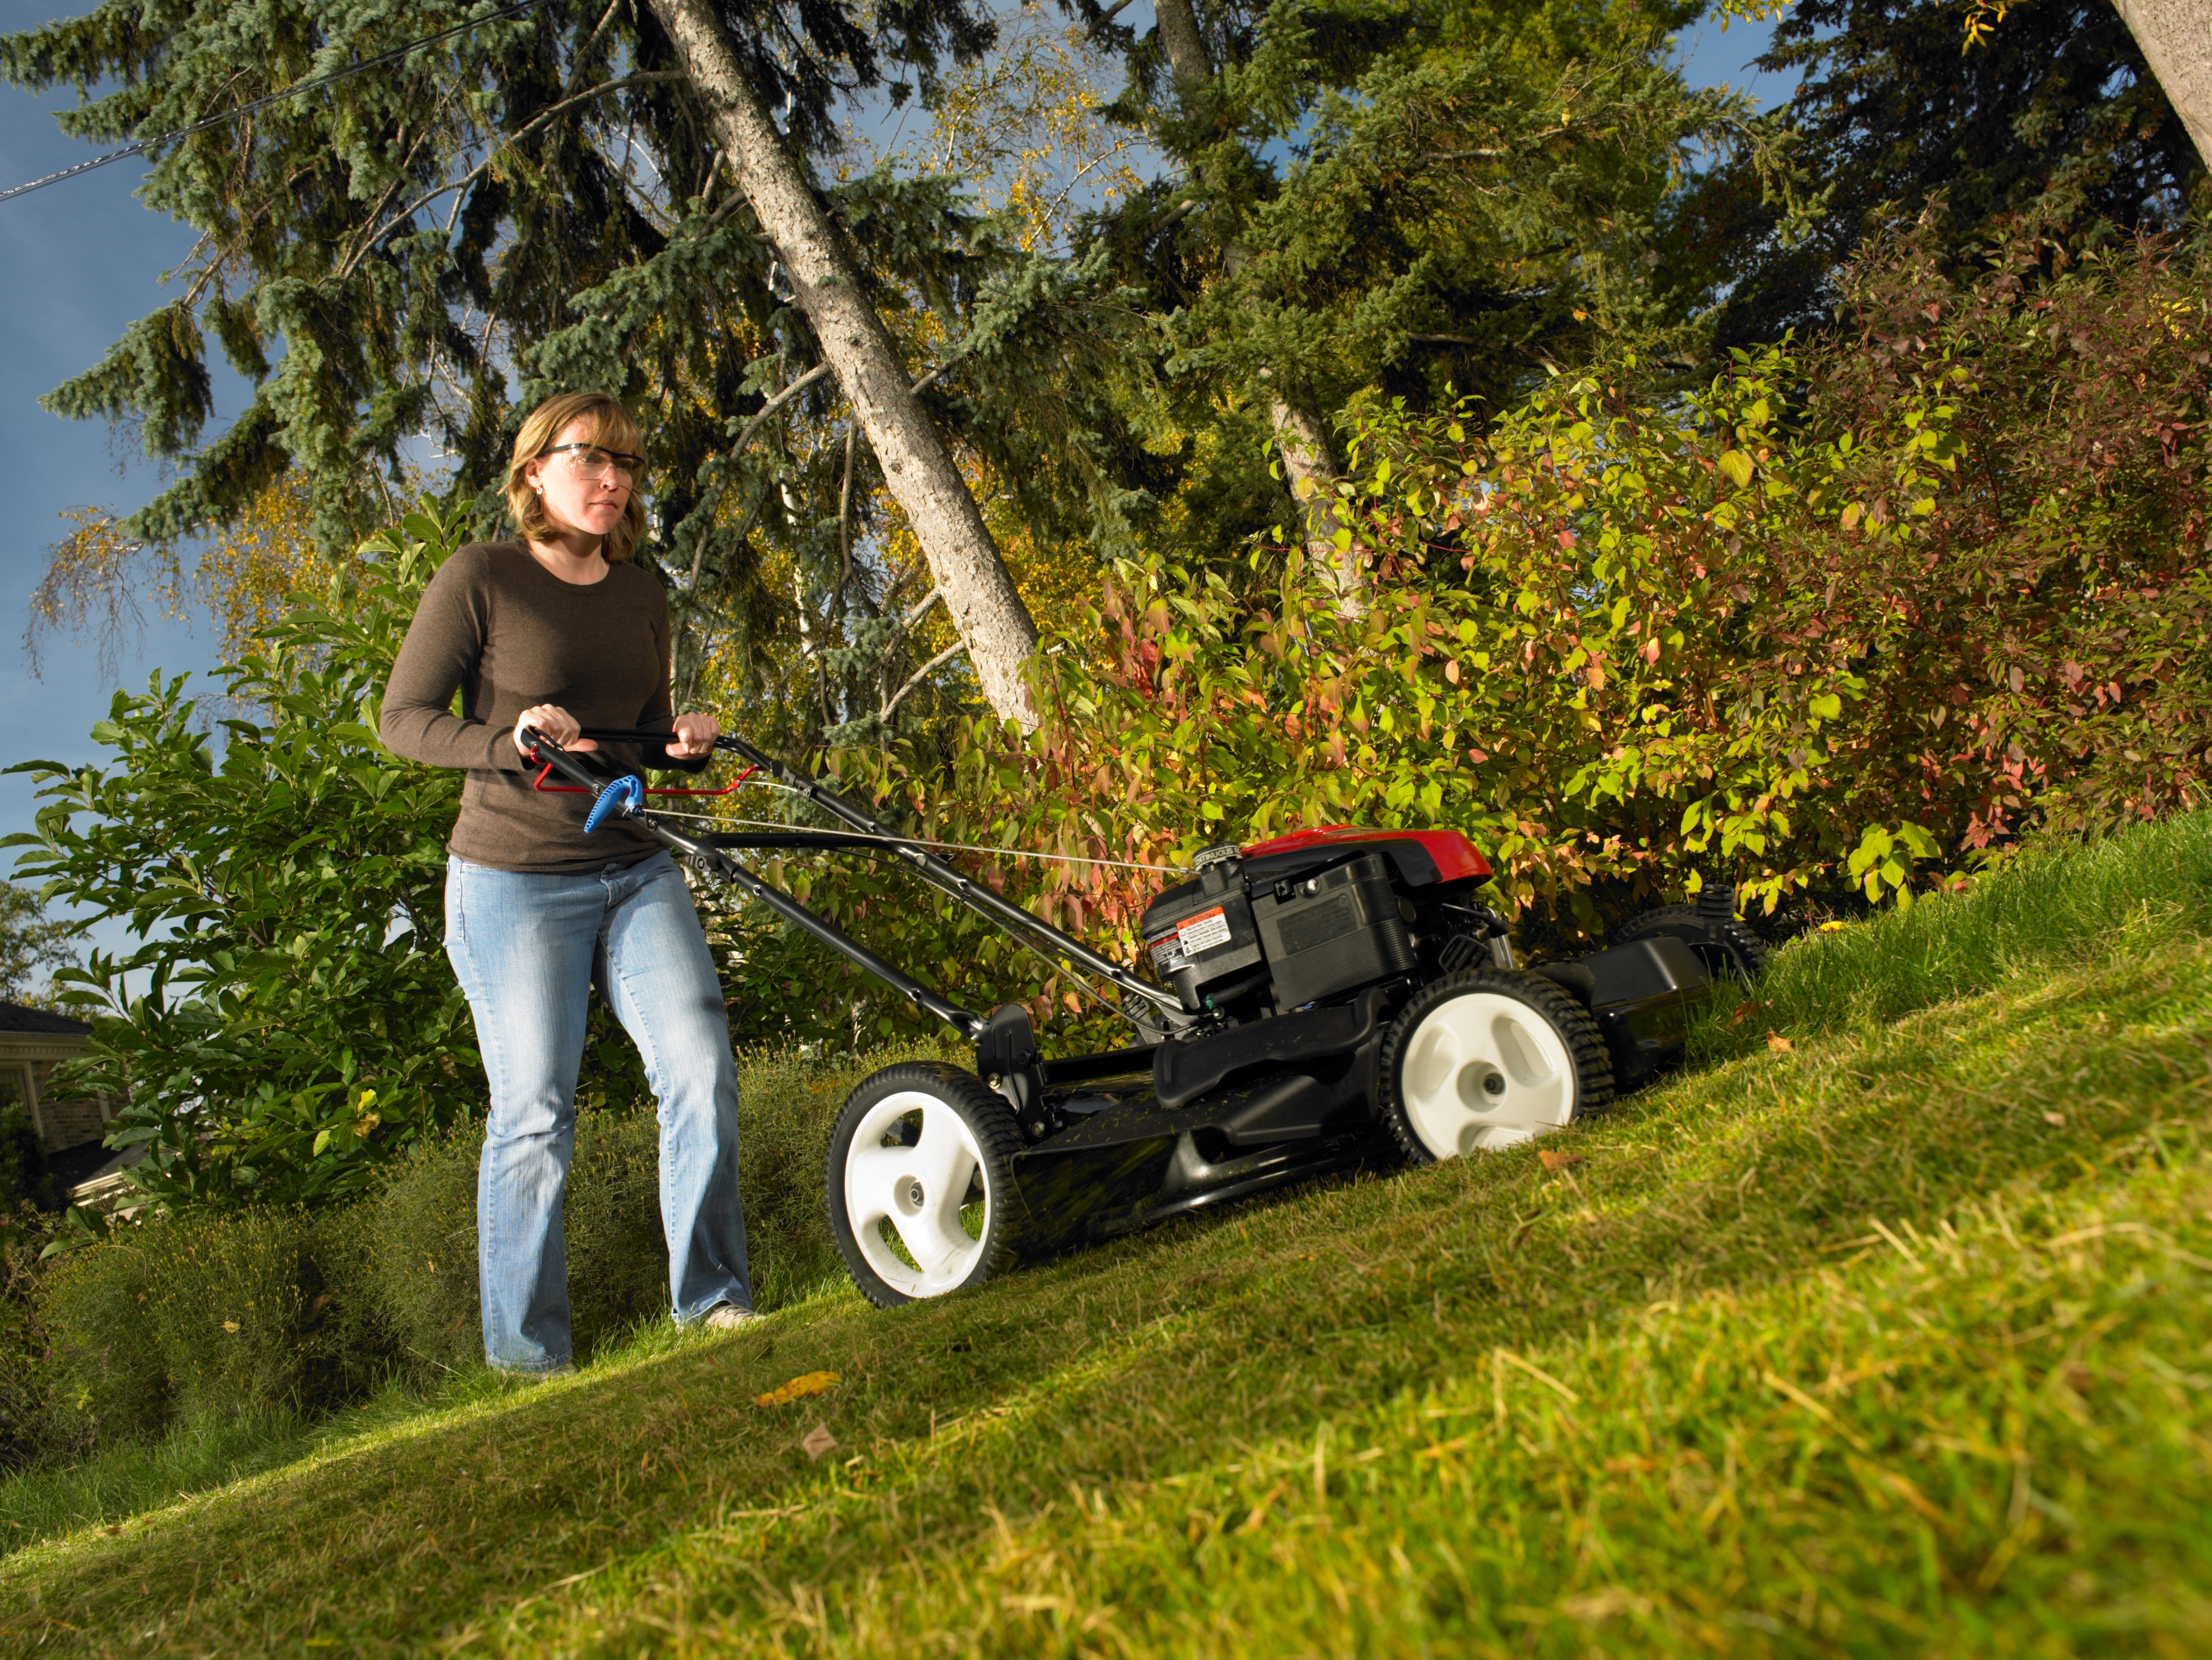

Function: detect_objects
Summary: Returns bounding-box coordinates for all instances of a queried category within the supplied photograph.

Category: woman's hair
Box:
[506,391,648,562]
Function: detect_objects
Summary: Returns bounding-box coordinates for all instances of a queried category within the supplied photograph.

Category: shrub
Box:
[0,1203,66,1473]
[39,1206,356,1448]
[701,218,2212,1050]
[22,1041,926,1459]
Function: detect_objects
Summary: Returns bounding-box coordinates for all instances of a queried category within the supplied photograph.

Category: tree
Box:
[645,0,1041,722]
[1049,0,1779,601]
[26,474,328,678]
[0,885,78,1011]
[1688,0,2208,347]
[1961,0,2210,168]
[0,0,1048,725]
[2107,0,2211,168]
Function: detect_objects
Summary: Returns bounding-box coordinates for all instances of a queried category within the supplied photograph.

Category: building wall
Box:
[0,1044,111,1153]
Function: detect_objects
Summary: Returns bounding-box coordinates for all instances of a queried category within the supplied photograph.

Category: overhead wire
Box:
[0,0,556,208]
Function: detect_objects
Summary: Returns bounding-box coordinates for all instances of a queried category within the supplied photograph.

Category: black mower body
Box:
[978,827,1723,1248]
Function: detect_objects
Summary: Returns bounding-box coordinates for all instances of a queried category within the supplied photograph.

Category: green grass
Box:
[4,818,2211,1656]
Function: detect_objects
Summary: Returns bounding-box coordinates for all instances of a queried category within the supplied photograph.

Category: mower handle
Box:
[568,727,1192,1031]
[518,727,986,1038]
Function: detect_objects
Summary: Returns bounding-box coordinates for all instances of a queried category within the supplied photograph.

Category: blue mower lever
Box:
[584,773,644,833]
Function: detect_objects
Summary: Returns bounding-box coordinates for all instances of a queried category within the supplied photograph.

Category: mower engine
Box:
[1141,827,1504,1020]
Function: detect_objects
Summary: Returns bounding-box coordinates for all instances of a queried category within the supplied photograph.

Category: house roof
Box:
[0,1002,92,1037]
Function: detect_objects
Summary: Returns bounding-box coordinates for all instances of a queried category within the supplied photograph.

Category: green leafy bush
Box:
[39,1206,353,1447]
[5,508,648,1208]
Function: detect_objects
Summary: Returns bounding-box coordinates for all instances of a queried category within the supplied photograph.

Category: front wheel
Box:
[1379,970,1615,1163]
[826,1062,1027,1308]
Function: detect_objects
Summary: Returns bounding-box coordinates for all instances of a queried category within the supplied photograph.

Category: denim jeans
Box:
[445,851,750,1373]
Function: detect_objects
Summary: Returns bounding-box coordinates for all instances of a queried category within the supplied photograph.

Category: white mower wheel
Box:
[826,1062,1027,1308]
[1379,970,1615,1163]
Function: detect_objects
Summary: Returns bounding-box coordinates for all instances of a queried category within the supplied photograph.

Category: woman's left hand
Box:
[667,712,721,758]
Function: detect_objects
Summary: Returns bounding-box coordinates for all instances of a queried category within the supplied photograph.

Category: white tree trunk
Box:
[2113,0,2212,168]
[647,0,1040,726]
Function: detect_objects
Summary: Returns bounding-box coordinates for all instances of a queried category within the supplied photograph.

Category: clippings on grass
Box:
[757,1370,841,1407]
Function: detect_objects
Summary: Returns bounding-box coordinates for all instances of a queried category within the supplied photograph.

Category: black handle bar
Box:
[569,727,1191,1028]
[520,726,986,1038]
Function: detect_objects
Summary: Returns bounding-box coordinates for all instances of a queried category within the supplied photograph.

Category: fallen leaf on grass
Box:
[1767,1033,1794,1052]
[801,1423,838,1461]
[1728,999,1762,1026]
[2043,1111,2067,1126]
[1537,1150,1584,1173]
[757,1371,840,1408]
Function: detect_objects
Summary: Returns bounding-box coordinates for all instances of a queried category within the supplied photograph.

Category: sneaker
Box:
[701,1302,758,1332]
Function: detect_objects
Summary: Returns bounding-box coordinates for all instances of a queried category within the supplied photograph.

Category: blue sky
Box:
[0,4,1792,980]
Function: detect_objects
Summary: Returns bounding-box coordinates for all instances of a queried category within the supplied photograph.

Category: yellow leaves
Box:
[758,1371,842,1408]
[1718,450,1755,490]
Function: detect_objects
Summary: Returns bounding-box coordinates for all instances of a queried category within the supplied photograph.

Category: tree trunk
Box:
[1151,0,1364,614]
[1264,388,1359,612]
[646,0,1040,726]
[2112,0,2212,168]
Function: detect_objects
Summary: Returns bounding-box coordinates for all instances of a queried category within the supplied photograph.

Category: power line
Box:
[0,0,557,209]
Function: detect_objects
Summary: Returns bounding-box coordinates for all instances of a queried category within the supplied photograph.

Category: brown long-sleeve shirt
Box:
[378,539,708,873]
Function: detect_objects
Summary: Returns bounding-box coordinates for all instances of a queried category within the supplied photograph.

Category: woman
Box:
[381,390,752,1376]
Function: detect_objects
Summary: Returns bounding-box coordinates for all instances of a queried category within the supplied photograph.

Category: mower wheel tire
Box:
[827,1062,1028,1309]
[1379,970,1615,1164]
[1613,904,1768,984]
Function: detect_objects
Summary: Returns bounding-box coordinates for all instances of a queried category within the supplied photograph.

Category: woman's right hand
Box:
[513,704,597,755]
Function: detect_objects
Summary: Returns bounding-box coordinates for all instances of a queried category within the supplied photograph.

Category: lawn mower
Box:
[524,727,1766,1308]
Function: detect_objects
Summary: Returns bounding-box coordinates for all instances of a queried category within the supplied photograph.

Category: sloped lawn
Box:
[4,818,2210,1656]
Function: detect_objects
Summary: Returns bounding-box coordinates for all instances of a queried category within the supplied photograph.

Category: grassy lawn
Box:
[4,820,2210,1655]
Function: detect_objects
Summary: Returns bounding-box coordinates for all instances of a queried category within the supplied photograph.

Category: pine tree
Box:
[0,0,1051,723]
[1678,0,2207,348]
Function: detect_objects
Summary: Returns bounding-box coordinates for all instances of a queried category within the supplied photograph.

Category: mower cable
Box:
[642,807,1189,875]
[641,806,1159,1022]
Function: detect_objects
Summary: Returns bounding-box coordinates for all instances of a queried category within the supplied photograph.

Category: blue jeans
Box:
[445,851,750,1373]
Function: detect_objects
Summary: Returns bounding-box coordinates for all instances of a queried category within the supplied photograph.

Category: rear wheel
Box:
[1613,904,1768,983]
[826,1062,1026,1308]
[1379,970,1614,1163]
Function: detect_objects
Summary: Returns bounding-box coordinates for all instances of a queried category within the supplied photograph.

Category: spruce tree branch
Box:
[564,0,629,97]
[334,72,686,281]
[1084,0,1140,39]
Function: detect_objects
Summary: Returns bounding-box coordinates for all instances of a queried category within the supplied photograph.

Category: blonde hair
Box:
[506,391,647,563]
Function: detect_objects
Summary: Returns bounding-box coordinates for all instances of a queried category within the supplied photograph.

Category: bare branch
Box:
[881,640,966,723]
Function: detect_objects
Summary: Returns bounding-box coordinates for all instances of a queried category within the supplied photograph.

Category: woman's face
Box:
[524,416,636,546]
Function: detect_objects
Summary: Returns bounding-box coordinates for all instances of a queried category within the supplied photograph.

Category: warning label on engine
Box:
[1176,905,1232,956]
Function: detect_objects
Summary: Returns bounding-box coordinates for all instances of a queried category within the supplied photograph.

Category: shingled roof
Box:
[0,1002,92,1037]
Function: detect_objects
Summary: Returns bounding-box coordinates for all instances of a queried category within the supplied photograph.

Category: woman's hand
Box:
[667,712,722,759]
[513,705,597,756]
